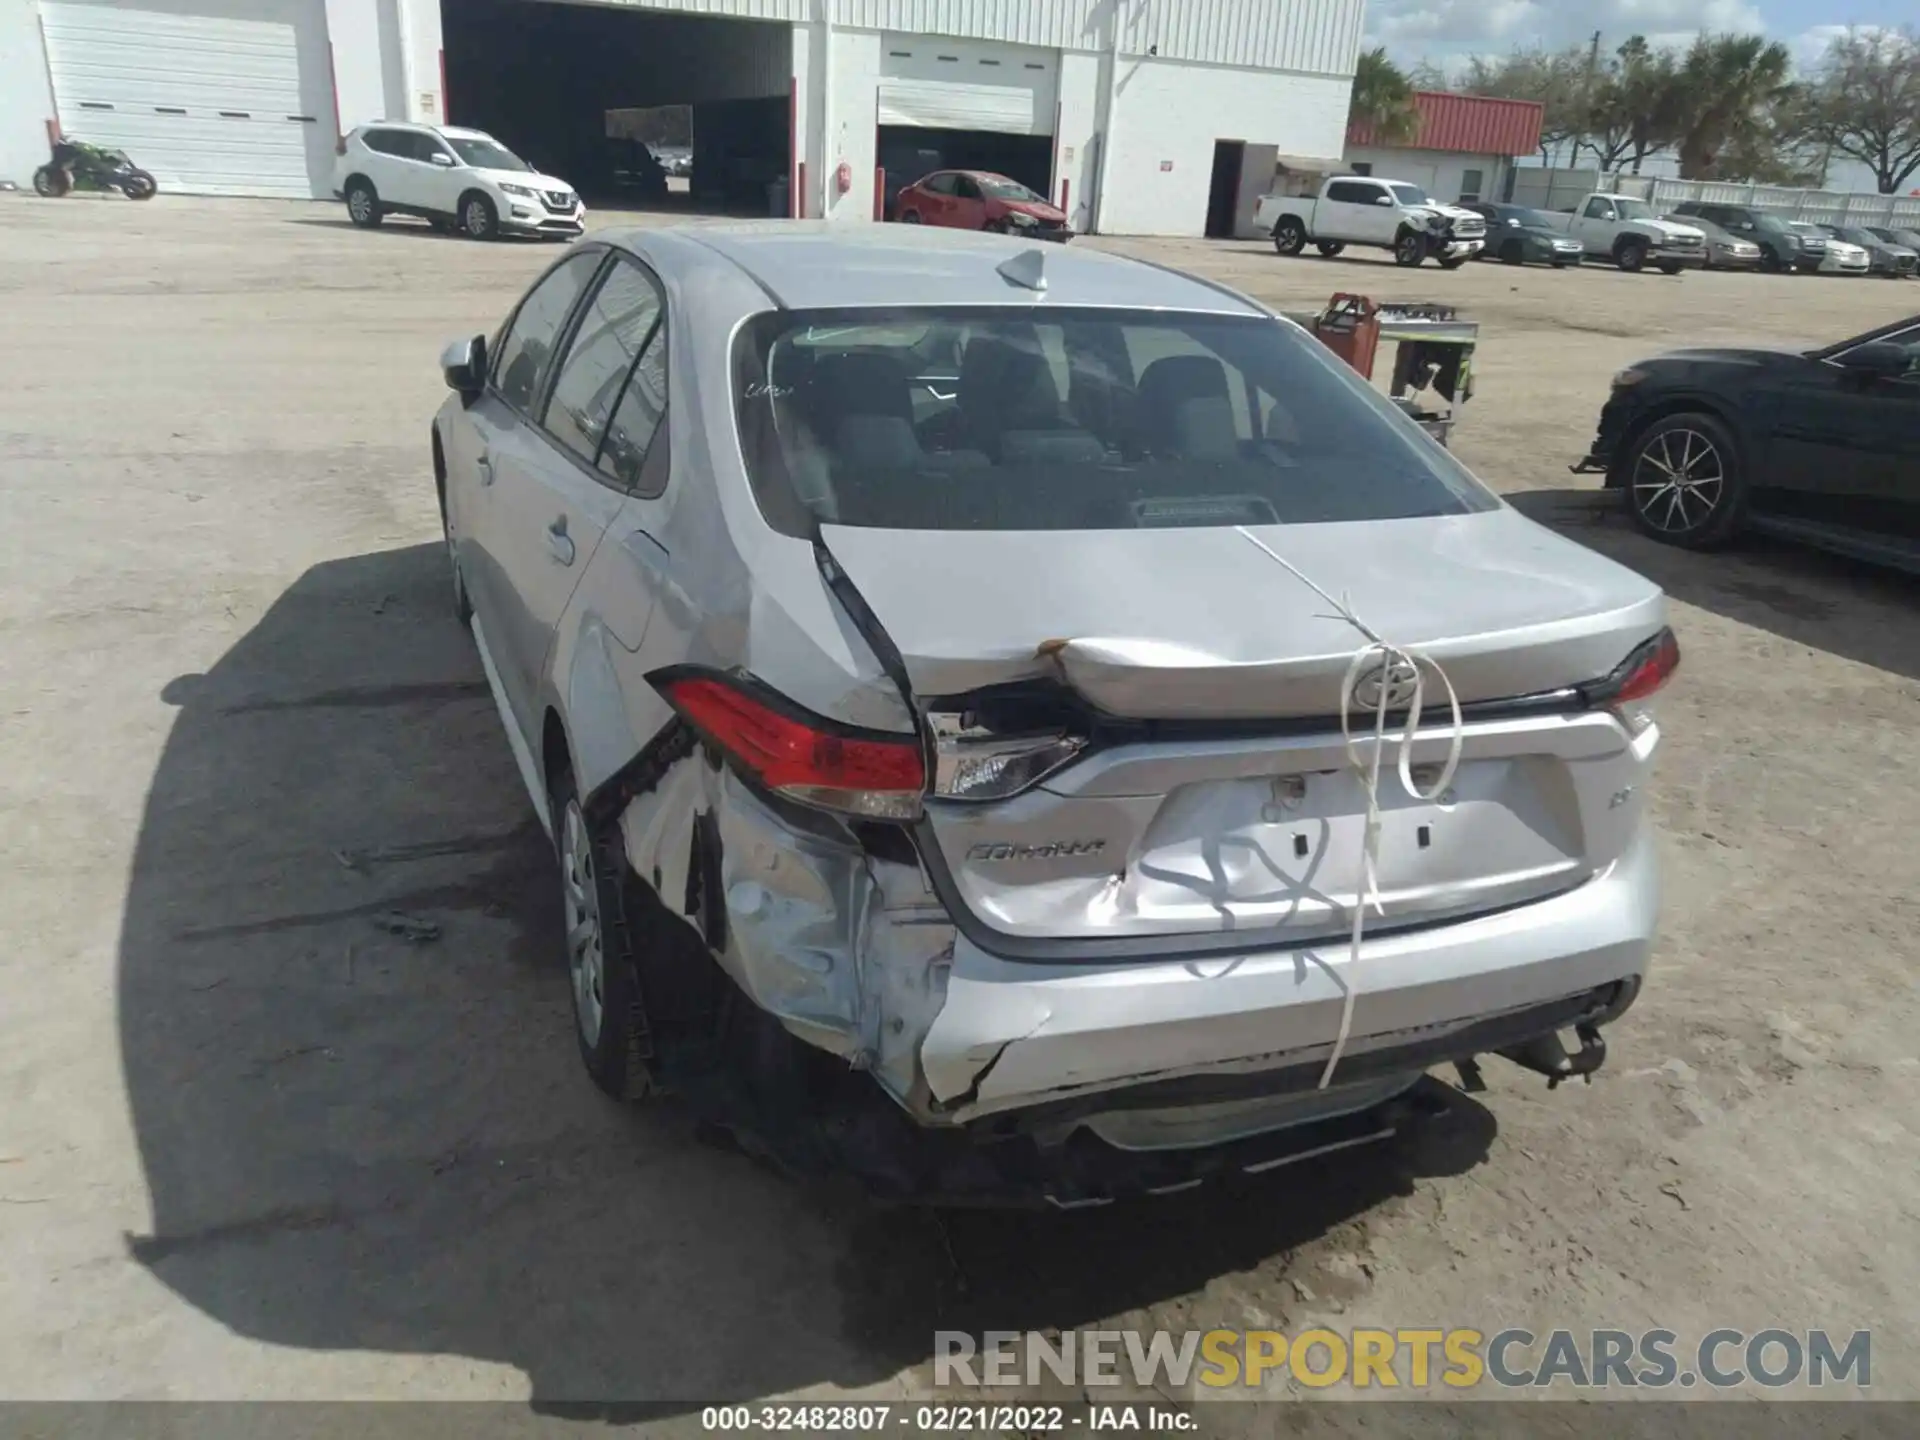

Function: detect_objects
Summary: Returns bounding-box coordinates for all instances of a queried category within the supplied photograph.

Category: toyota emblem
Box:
[1351,657,1419,711]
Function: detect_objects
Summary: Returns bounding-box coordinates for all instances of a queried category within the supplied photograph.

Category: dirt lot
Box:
[1,195,1916,1413]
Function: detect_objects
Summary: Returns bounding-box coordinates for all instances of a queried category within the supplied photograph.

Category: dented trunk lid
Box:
[821,511,1665,954]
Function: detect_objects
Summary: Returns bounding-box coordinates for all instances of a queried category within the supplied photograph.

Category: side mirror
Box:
[1374,194,1395,206]
[1506,217,1520,227]
[430,152,455,168]
[442,334,487,401]
[1837,342,1911,380]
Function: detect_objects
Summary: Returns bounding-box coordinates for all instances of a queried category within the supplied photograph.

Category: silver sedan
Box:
[430,223,1673,1204]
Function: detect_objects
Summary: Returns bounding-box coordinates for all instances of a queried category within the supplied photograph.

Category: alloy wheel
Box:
[561,801,605,1047]
[464,198,493,239]
[1632,427,1725,534]
[348,189,373,223]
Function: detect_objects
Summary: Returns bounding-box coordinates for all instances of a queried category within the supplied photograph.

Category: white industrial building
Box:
[1,0,1365,236]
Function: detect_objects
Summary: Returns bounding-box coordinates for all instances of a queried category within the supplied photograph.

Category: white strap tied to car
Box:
[1236,529,1466,1090]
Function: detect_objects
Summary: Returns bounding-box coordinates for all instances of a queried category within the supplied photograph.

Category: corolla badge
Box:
[1350,656,1420,711]
[967,839,1107,863]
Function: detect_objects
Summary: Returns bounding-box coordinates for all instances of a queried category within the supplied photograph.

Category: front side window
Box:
[541,259,664,469]
[491,252,601,413]
[953,175,982,200]
[732,307,1496,535]
[448,136,530,172]
[1584,197,1615,220]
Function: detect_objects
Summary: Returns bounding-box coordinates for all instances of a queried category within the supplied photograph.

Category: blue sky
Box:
[1367,1,1909,71]
[1367,2,1908,191]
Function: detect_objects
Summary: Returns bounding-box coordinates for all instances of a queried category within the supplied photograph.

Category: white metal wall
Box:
[595,0,1362,72]
[1345,145,1508,205]
[1097,53,1352,236]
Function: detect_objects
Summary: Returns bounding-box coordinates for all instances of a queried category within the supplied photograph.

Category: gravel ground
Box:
[1,194,1915,1414]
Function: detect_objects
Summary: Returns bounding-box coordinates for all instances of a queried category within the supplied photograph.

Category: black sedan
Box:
[1572,315,1920,569]
[1463,203,1586,268]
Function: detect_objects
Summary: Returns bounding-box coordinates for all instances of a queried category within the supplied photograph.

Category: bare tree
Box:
[1802,26,1920,194]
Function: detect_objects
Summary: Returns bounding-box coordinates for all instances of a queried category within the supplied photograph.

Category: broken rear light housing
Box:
[1583,627,1680,733]
[650,668,925,820]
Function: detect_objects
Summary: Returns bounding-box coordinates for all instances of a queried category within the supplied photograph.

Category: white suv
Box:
[332,123,584,241]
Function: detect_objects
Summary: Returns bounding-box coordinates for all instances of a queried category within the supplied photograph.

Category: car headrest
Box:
[1137,354,1237,459]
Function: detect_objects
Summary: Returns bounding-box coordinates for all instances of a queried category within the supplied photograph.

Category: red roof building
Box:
[1347,91,1546,156]
[1344,91,1546,206]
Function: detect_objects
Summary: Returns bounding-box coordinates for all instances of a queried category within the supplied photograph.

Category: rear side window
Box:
[362,128,406,156]
[732,307,1496,535]
[922,173,956,195]
[541,258,664,469]
[491,251,601,413]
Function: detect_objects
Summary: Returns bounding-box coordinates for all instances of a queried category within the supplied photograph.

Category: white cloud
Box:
[1368,0,1767,64]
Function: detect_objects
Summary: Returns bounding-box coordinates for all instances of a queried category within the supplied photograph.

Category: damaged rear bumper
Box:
[919,824,1656,1124]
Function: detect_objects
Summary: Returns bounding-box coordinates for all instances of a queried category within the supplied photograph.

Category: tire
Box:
[344,177,382,228]
[899,209,922,224]
[1657,260,1684,276]
[120,169,157,200]
[1500,239,1526,266]
[1623,411,1745,549]
[550,768,653,1101]
[460,192,498,240]
[985,218,1008,234]
[1393,230,1426,267]
[1615,238,1648,273]
[1272,217,1307,256]
[32,165,69,198]
[1759,250,1782,273]
[1314,240,1345,258]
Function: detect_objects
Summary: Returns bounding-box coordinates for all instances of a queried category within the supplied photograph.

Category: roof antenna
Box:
[996,248,1048,293]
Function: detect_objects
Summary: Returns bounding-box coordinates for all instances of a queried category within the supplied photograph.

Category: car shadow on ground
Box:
[1509,488,1920,682]
[118,543,1495,1408]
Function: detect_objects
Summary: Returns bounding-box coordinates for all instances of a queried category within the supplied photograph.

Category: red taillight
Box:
[1594,628,1681,706]
[654,671,924,819]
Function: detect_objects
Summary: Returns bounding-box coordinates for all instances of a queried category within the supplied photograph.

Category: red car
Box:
[892,169,1072,241]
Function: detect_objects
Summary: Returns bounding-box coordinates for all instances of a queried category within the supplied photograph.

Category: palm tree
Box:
[1674,34,1794,179]
[1350,47,1421,144]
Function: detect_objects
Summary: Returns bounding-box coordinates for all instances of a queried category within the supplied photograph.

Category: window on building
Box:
[1459,168,1484,202]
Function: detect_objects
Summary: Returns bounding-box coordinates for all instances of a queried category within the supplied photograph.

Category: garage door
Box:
[877,35,1057,135]
[42,0,332,198]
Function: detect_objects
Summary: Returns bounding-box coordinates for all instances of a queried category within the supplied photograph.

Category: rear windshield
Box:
[731,307,1496,534]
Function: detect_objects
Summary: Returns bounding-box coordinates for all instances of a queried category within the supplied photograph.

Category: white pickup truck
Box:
[1545,193,1707,274]
[1254,175,1488,268]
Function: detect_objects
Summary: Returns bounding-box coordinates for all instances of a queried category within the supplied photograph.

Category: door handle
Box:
[546,516,575,566]
[476,452,493,486]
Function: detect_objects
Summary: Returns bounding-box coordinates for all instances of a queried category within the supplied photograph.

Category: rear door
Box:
[1320,179,1379,242]
[486,254,668,722]
[460,248,606,735]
